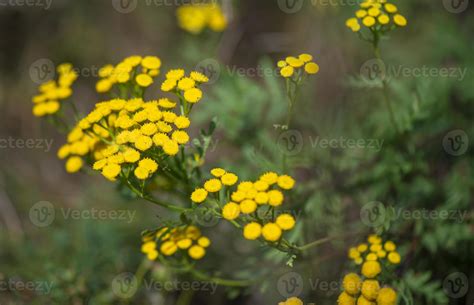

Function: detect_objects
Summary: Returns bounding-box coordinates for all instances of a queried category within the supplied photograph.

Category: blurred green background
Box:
[0,0,473,304]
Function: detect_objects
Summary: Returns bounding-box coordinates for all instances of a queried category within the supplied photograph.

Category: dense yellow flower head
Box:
[357,243,368,252]
[338,291,356,305]
[191,188,208,203]
[243,222,262,240]
[361,280,380,300]
[95,55,162,94]
[384,241,396,251]
[210,167,226,177]
[261,223,282,242]
[141,225,210,261]
[222,202,240,220]
[193,170,297,242]
[278,54,319,79]
[280,297,303,305]
[387,251,401,264]
[65,156,83,173]
[345,0,407,32]
[347,235,402,280]
[343,273,362,295]
[361,261,381,278]
[276,214,296,230]
[340,235,399,305]
[176,3,227,34]
[357,296,375,305]
[161,69,208,107]
[377,287,397,305]
[58,98,191,180]
[32,63,78,117]
[204,178,222,192]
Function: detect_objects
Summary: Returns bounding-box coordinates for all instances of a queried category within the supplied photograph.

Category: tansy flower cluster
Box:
[32,63,78,117]
[161,69,209,106]
[278,54,319,79]
[191,170,297,243]
[278,297,304,305]
[141,225,211,261]
[96,55,162,94]
[348,234,401,267]
[57,98,191,180]
[338,235,400,305]
[345,0,407,32]
[339,273,397,305]
[176,2,227,34]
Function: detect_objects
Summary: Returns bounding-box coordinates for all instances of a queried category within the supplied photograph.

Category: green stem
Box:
[121,258,149,305]
[297,236,333,251]
[382,80,400,134]
[372,40,400,134]
[190,269,255,287]
[122,174,188,212]
[297,230,366,252]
